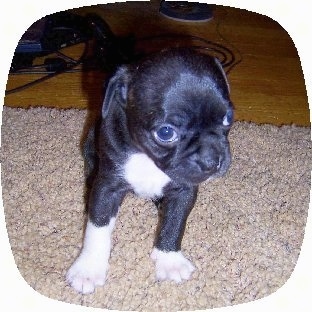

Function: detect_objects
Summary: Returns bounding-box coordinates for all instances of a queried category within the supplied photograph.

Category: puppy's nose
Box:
[198,157,221,173]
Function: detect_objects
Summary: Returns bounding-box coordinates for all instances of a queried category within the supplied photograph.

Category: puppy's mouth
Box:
[165,154,231,185]
[192,161,224,184]
[197,156,221,174]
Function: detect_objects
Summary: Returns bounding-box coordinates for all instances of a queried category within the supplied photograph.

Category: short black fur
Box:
[84,48,233,252]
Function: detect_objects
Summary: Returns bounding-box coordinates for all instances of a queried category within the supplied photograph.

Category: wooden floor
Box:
[4,1,310,126]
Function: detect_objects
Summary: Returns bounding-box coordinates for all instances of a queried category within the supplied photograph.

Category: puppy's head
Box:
[103,48,233,185]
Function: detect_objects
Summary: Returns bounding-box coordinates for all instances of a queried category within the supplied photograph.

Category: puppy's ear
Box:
[214,58,230,94]
[102,66,129,118]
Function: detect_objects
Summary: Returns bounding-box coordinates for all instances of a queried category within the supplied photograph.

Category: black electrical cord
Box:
[5,42,88,95]
[6,30,241,95]
[136,33,241,74]
[6,63,80,96]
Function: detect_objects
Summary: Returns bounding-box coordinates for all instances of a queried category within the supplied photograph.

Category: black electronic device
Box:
[10,11,135,73]
[15,17,47,54]
[7,10,240,95]
[11,12,93,72]
[15,12,91,54]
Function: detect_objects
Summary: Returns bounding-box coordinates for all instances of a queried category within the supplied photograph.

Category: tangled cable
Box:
[6,25,242,95]
[136,33,242,74]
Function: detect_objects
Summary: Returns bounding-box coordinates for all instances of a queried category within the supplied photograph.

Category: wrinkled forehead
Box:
[165,72,227,102]
[163,73,231,123]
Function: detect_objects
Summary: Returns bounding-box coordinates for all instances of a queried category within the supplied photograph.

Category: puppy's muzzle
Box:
[196,156,221,175]
[189,146,230,183]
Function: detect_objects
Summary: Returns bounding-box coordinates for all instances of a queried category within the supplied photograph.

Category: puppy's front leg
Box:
[66,177,126,294]
[151,186,198,283]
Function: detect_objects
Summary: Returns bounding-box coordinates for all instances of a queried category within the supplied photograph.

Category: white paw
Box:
[66,218,116,294]
[66,253,109,294]
[151,248,195,283]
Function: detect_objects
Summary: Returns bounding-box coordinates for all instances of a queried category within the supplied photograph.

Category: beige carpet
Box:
[1,107,311,311]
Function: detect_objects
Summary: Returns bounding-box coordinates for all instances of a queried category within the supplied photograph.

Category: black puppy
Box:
[66,48,233,294]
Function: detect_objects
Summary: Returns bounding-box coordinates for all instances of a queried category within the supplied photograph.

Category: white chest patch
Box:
[123,153,171,199]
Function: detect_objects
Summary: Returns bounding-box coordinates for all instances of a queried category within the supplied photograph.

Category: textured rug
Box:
[1,107,311,311]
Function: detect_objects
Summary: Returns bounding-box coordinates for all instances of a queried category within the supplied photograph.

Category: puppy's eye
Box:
[154,125,178,143]
[223,109,234,126]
